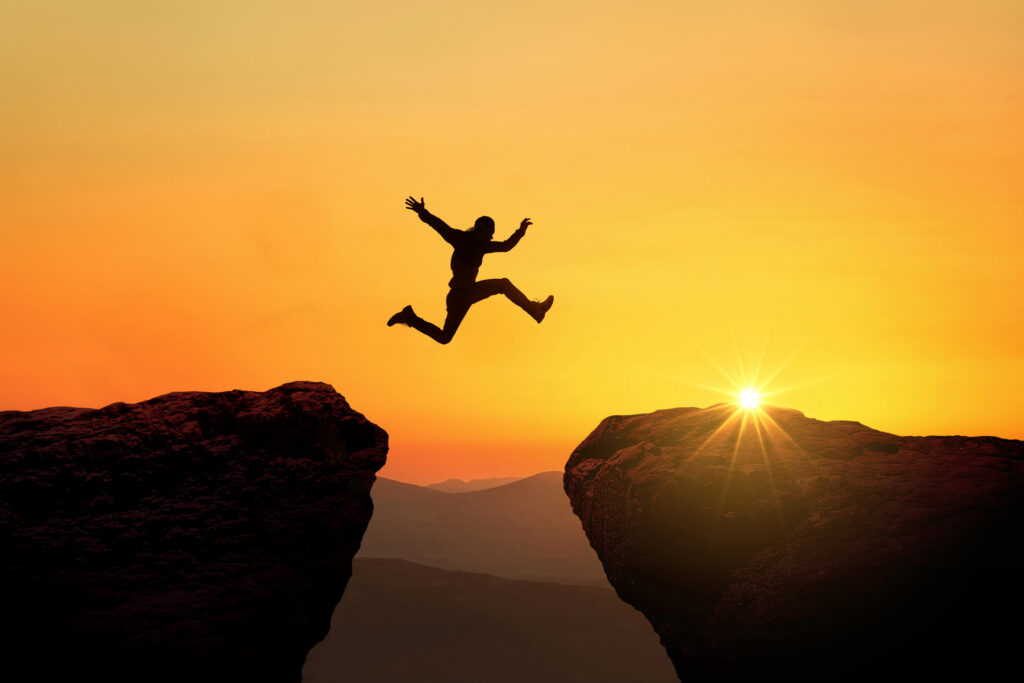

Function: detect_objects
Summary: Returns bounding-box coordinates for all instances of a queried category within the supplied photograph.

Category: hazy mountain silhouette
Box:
[427,475,524,493]
[303,559,678,683]
[306,471,679,680]
[357,472,608,585]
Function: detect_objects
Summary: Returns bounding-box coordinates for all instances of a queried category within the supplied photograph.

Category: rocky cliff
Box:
[565,405,1024,680]
[0,381,387,681]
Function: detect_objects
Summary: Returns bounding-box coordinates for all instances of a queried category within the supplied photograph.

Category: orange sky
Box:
[3,1,1023,483]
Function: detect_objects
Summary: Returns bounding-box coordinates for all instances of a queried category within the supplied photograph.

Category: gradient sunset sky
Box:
[3,1,1022,483]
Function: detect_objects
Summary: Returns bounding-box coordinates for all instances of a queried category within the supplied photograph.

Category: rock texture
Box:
[565,405,1024,680]
[0,381,387,682]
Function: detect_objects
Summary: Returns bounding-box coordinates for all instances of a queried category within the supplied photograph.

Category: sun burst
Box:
[738,388,761,409]
[681,338,817,457]
[684,342,814,547]
[687,337,809,417]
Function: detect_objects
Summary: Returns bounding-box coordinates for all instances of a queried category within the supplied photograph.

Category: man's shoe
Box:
[387,305,414,327]
[531,296,554,323]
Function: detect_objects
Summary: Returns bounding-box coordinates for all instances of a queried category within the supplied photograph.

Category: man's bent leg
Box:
[495,278,532,311]
[465,278,527,309]
[469,278,552,322]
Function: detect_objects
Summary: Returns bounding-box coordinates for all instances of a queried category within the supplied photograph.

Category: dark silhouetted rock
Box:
[0,381,387,682]
[565,404,1024,680]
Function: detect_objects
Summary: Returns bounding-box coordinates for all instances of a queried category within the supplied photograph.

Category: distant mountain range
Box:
[426,476,524,493]
[303,472,678,682]
[356,472,608,585]
[303,559,678,683]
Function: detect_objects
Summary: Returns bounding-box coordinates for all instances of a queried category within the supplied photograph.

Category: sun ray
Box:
[757,345,805,390]
[675,379,745,396]
[708,409,750,552]
[689,340,744,393]
[751,413,788,530]
[756,377,827,400]
[731,332,749,389]
[752,336,770,392]
[691,405,744,456]
[732,409,749,461]
[757,410,806,455]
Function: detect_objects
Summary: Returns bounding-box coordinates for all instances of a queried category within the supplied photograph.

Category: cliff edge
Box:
[0,381,387,681]
[565,405,1024,680]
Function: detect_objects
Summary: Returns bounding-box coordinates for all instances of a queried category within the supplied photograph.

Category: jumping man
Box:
[387,196,554,344]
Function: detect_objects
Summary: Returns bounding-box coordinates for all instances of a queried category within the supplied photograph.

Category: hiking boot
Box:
[387,305,414,327]
[531,295,554,323]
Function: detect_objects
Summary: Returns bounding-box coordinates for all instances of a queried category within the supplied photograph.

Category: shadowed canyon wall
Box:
[0,381,387,682]
[565,405,1024,680]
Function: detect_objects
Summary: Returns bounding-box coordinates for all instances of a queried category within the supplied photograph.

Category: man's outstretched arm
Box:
[405,196,458,245]
[488,218,531,253]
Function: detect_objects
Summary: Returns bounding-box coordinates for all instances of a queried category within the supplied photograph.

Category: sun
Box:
[738,388,761,409]
[686,338,815,419]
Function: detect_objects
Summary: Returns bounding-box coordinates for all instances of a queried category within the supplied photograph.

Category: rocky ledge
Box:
[0,381,387,681]
[565,405,1024,680]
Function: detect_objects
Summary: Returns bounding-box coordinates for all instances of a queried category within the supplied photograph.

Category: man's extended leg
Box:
[474,278,554,323]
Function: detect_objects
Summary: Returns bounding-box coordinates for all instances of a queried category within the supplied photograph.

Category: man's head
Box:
[470,215,495,240]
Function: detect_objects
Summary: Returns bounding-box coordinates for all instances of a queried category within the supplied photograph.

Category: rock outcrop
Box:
[565,405,1024,680]
[0,381,387,682]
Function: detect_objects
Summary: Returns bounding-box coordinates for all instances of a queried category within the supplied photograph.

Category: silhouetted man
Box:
[387,196,554,344]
